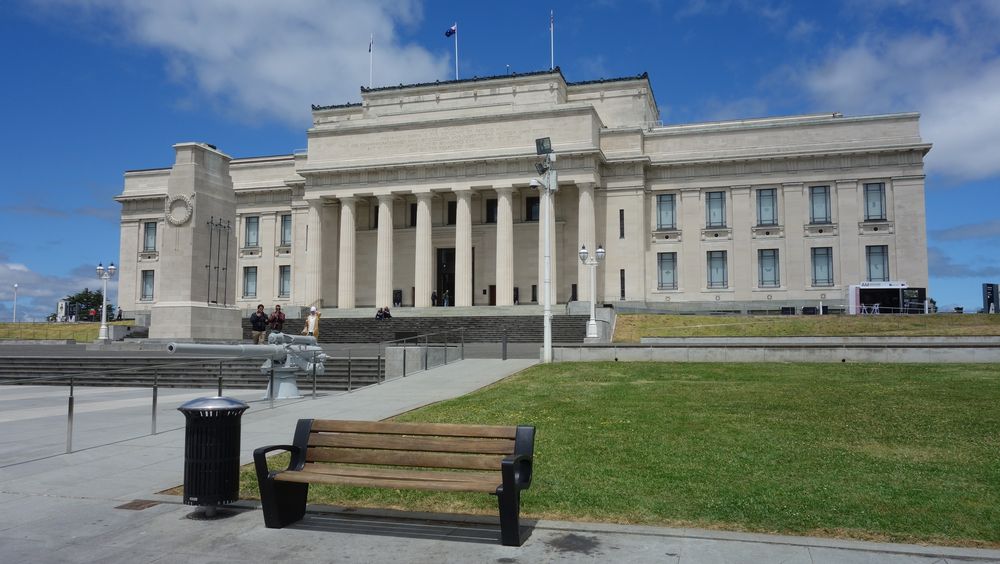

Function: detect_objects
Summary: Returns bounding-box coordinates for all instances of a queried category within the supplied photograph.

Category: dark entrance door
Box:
[488,285,496,306]
[437,248,455,306]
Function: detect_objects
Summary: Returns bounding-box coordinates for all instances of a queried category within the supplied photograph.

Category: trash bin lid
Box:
[177,396,250,412]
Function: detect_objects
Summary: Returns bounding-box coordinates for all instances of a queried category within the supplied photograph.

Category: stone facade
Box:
[116,69,931,315]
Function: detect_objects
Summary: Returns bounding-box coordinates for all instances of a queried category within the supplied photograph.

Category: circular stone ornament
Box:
[166,195,194,226]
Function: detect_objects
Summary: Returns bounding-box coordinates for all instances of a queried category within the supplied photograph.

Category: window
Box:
[409,203,417,227]
[811,247,834,286]
[656,194,676,230]
[280,214,292,246]
[619,209,625,238]
[244,216,259,247]
[867,245,889,282]
[140,270,154,301]
[657,252,677,290]
[242,267,257,298]
[809,186,831,224]
[620,269,626,300]
[531,284,537,302]
[485,199,497,224]
[707,251,728,288]
[373,205,379,228]
[525,197,539,222]
[864,183,886,221]
[756,189,777,226]
[143,221,157,252]
[706,191,726,228]
[447,201,457,225]
[758,249,780,288]
[278,265,291,298]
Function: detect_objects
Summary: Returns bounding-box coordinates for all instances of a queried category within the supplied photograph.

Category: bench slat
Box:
[274,470,499,493]
[301,463,499,485]
[307,447,505,471]
[311,420,517,439]
[309,433,515,454]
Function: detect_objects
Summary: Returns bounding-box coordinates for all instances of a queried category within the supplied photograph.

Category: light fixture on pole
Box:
[578,244,605,339]
[11,283,17,323]
[532,137,557,363]
[96,262,116,341]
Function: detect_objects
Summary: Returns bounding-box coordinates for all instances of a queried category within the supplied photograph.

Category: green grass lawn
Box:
[243,362,1000,547]
[614,313,1000,341]
[0,321,135,341]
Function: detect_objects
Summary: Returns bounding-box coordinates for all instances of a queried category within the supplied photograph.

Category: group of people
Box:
[430,290,450,307]
[375,307,393,320]
[249,304,287,344]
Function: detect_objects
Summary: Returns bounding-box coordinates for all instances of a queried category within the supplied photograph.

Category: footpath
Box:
[0,358,997,563]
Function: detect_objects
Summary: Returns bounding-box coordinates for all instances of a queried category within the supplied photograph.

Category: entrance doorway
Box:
[488,285,496,306]
[437,248,455,306]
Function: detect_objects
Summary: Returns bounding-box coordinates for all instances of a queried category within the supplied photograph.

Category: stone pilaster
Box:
[414,192,433,308]
[455,189,473,307]
[337,196,356,308]
[495,186,514,306]
[375,195,394,308]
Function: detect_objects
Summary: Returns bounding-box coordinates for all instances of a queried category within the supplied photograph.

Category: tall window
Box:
[373,205,379,228]
[656,194,676,230]
[446,201,457,225]
[140,270,154,301]
[619,269,626,300]
[143,221,157,251]
[485,199,498,224]
[409,203,417,227]
[706,191,726,228]
[809,186,831,224]
[867,245,889,281]
[657,252,677,290]
[811,247,833,286]
[756,189,777,226]
[619,209,625,238]
[280,214,292,246]
[278,265,291,298]
[242,267,257,298]
[864,183,886,221]
[758,249,780,288]
[707,251,728,288]
[525,197,539,222]
[244,216,260,247]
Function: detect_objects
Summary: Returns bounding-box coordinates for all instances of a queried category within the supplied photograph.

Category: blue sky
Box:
[2,0,999,320]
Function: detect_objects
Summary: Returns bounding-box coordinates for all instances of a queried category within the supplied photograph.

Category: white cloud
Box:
[32,0,451,126]
[0,261,118,322]
[931,219,1000,242]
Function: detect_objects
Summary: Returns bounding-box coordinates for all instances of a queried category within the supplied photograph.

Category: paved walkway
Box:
[1,358,997,563]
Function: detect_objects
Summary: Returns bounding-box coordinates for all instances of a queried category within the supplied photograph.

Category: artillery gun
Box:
[167,332,328,399]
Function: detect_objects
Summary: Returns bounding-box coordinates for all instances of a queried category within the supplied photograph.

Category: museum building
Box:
[115,69,931,318]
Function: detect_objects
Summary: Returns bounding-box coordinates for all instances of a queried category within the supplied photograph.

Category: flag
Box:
[445,23,456,37]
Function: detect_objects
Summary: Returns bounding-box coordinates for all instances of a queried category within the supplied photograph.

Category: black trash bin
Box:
[177,397,249,512]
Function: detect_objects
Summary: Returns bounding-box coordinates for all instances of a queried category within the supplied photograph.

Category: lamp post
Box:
[578,244,605,339]
[11,283,17,323]
[533,137,557,363]
[96,262,116,341]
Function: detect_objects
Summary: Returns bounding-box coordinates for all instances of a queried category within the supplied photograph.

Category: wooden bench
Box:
[253,419,535,546]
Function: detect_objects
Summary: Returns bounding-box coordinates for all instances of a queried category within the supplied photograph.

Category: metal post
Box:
[217,361,223,396]
[461,330,465,360]
[402,342,407,377]
[66,376,74,453]
[152,370,158,435]
[312,351,317,399]
[347,349,353,391]
[423,335,428,370]
[542,164,556,363]
[269,366,275,409]
[377,354,382,383]
[502,329,508,361]
[444,335,449,366]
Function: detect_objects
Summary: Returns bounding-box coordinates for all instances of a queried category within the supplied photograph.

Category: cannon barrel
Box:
[166,342,285,357]
[267,333,318,346]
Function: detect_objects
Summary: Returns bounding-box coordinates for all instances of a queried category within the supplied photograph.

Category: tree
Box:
[928,298,938,313]
[63,288,111,321]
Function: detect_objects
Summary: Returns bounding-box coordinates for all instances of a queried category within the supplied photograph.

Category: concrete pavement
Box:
[1,358,998,563]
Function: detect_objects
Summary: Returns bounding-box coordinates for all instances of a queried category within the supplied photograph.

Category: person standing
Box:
[250,304,269,344]
[268,304,285,334]
[442,290,450,307]
[301,306,320,337]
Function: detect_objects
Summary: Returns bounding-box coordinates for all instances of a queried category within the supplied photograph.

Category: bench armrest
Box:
[501,453,533,491]
[253,444,304,483]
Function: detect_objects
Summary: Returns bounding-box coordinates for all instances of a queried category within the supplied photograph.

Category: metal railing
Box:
[378,328,466,380]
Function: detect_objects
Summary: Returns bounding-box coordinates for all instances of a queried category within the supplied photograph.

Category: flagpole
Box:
[369,33,373,88]
[454,22,459,80]
[550,10,554,70]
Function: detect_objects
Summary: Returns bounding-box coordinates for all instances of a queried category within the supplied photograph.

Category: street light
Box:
[96,262,116,341]
[578,244,606,339]
[532,137,557,363]
[11,283,17,323]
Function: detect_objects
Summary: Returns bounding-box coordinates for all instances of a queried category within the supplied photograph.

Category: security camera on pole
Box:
[531,137,557,363]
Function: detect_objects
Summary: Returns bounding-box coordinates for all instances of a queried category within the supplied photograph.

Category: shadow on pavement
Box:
[290,510,535,545]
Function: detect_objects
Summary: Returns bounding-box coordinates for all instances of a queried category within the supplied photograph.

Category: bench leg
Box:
[259,478,309,529]
[497,486,523,546]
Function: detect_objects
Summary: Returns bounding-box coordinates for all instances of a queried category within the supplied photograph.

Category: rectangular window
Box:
[811,247,834,286]
[706,191,726,228]
[242,267,257,298]
[279,214,292,246]
[864,182,886,221]
[244,216,259,247]
[140,270,154,301]
[657,252,677,290]
[619,269,626,300]
[409,203,417,227]
[525,197,539,222]
[758,249,780,288]
[756,189,777,226]
[485,198,498,224]
[373,205,379,228]
[810,186,831,224]
[278,265,291,298]
[531,284,537,302]
[656,194,676,230]
[867,245,889,282]
[447,201,457,225]
[707,251,728,288]
[143,221,157,252]
[619,209,625,239]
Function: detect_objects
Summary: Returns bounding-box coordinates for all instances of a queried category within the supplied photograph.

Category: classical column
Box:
[337,196,356,308]
[538,189,558,304]
[375,194,394,308]
[495,186,514,306]
[455,189,473,306]
[414,192,433,308]
[304,198,324,308]
[576,182,595,303]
